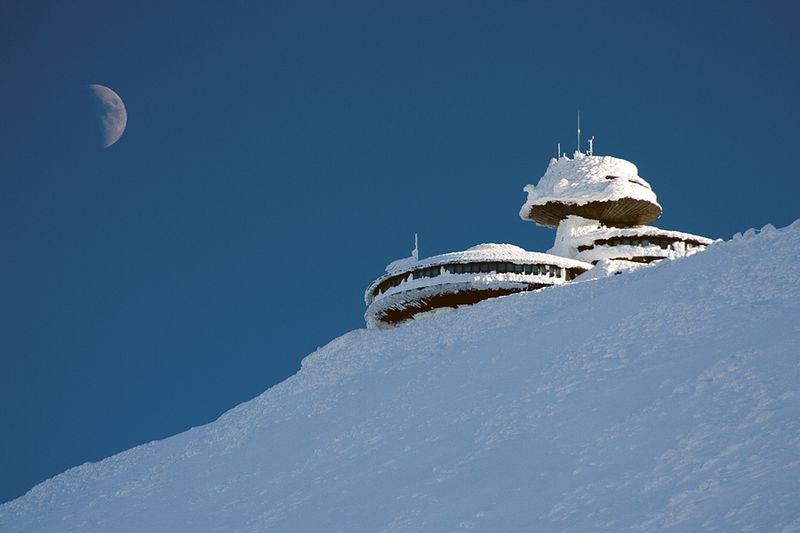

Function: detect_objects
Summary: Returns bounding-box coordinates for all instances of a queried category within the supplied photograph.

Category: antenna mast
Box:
[577,110,581,154]
[412,233,419,260]
[557,142,561,159]
[588,135,594,156]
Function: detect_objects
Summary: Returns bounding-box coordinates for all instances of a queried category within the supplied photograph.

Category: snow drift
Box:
[2,221,799,532]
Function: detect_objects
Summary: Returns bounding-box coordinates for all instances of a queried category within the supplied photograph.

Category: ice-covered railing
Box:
[548,216,715,263]
[364,275,564,329]
[366,243,591,305]
[382,243,585,272]
[369,265,570,306]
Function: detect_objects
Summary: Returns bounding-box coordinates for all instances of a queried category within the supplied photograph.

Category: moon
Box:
[88,84,127,148]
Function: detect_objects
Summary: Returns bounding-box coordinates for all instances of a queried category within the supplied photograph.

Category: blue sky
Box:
[1,1,798,503]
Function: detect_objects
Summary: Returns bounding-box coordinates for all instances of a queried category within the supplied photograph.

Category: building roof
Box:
[519,152,662,227]
[366,243,592,305]
[383,243,590,274]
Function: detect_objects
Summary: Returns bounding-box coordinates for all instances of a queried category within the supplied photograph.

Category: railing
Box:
[577,236,707,253]
[373,261,584,297]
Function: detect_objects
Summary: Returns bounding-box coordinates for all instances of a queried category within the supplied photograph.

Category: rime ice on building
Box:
[519,151,662,228]
[520,151,713,265]
[365,147,713,328]
[364,244,591,328]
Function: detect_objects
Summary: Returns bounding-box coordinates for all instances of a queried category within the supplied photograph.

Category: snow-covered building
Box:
[521,151,713,265]
[365,148,713,328]
[519,152,662,228]
[364,244,591,328]
[549,215,713,265]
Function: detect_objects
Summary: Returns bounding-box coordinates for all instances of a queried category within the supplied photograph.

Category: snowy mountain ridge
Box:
[2,220,799,532]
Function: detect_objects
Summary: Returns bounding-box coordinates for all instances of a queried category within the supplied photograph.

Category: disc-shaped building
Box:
[365,244,591,329]
[521,151,713,265]
[364,148,714,328]
[519,152,662,228]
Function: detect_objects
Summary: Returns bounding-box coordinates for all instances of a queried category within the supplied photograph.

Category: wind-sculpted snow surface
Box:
[2,222,800,532]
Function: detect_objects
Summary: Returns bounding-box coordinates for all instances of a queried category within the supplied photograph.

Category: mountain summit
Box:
[2,221,799,532]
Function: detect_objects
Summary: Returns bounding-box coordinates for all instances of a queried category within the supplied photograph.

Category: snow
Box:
[368,243,591,304]
[384,243,587,273]
[384,255,417,274]
[365,274,568,329]
[519,152,661,218]
[574,258,649,280]
[371,270,567,302]
[2,221,800,532]
[549,215,716,263]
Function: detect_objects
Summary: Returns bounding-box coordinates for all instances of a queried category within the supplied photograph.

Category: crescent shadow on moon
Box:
[88,84,127,148]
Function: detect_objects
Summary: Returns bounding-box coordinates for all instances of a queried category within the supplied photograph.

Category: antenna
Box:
[557,142,561,159]
[588,135,594,156]
[412,233,419,260]
[577,110,581,154]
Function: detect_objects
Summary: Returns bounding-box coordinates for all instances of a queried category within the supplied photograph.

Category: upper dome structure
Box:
[519,151,662,228]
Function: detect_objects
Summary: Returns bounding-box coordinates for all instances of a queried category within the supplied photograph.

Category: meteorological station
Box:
[365,132,713,328]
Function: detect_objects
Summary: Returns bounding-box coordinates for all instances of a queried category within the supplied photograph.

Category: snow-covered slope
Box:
[3,222,800,532]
